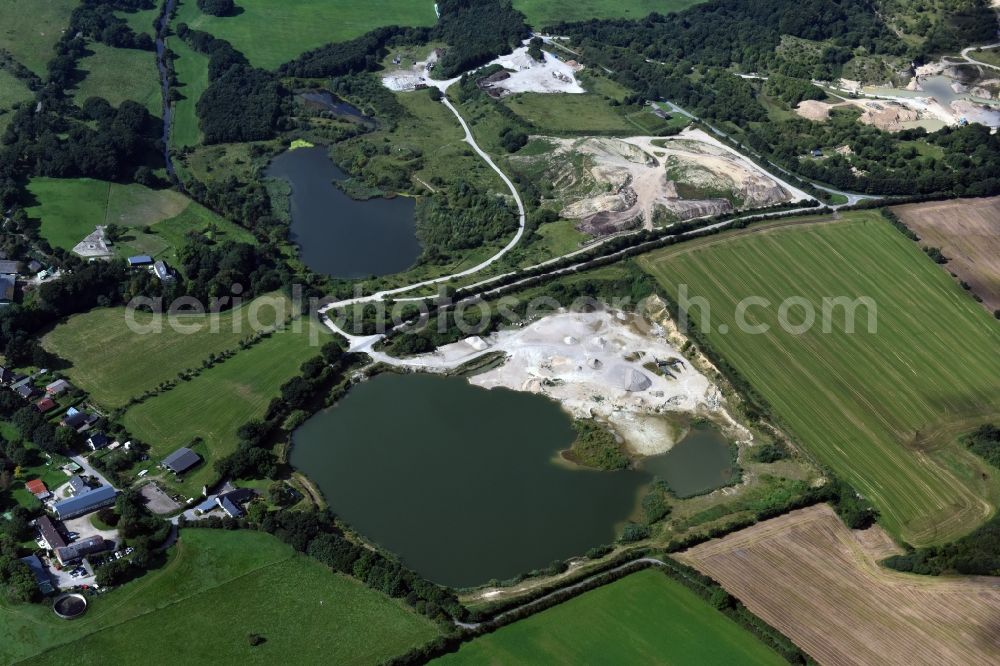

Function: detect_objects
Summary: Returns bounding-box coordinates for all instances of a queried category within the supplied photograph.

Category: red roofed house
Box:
[25,479,50,500]
[35,397,56,414]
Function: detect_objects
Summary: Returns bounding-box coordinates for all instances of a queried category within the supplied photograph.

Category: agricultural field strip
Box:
[678,505,1000,666]
[638,215,1000,544]
[892,197,1000,311]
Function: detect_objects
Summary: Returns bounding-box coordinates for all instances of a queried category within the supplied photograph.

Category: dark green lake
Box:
[265,146,420,278]
[290,373,734,588]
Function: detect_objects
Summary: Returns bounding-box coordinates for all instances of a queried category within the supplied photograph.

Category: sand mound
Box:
[611,365,652,392]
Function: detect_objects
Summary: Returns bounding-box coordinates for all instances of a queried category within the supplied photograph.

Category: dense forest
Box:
[178,25,285,143]
[414,181,519,263]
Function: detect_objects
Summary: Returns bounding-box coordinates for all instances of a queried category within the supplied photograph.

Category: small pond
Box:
[640,423,735,498]
[290,373,737,588]
[298,91,371,122]
[265,146,421,278]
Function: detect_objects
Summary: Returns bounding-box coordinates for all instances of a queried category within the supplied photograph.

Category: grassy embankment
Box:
[3,529,438,665]
[26,177,253,260]
[638,211,1000,546]
[439,567,785,664]
[174,0,437,70]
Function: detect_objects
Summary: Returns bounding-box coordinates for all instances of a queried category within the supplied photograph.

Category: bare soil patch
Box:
[893,196,1000,312]
[678,504,1000,666]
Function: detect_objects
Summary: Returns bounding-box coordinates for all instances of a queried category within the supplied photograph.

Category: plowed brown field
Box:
[894,197,1000,312]
[678,504,1000,666]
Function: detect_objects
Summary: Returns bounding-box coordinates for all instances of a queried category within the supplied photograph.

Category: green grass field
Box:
[166,35,209,148]
[74,42,161,115]
[513,0,706,27]
[43,293,295,409]
[0,69,33,133]
[26,177,253,259]
[439,568,783,664]
[5,529,438,665]
[121,319,329,490]
[0,0,76,76]
[503,93,635,134]
[638,213,1000,546]
[174,0,437,70]
[116,6,159,37]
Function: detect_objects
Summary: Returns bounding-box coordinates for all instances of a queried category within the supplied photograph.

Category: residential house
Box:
[162,447,201,475]
[215,488,257,518]
[61,410,96,431]
[0,275,15,305]
[52,484,117,519]
[153,260,175,282]
[14,383,39,400]
[128,255,153,267]
[35,397,56,414]
[67,475,89,496]
[35,515,66,551]
[55,535,113,566]
[25,479,50,501]
[19,555,54,594]
[87,432,110,451]
[45,379,72,396]
[0,366,13,385]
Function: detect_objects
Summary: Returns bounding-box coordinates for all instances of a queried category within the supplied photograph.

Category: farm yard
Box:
[26,177,253,260]
[42,293,297,409]
[438,568,785,664]
[638,211,1000,546]
[892,197,1000,313]
[4,530,438,665]
[174,0,437,70]
[678,504,1000,666]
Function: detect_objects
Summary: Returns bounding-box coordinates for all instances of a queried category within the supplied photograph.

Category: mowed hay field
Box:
[638,212,1000,545]
[174,0,437,70]
[42,293,295,408]
[678,504,1000,666]
[5,529,438,665]
[121,317,329,470]
[893,196,1000,312]
[513,0,706,27]
[0,0,76,76]
[166,35,209,148]
[26,176,253,259]
[438,568,785,665]
[74,43,161,115]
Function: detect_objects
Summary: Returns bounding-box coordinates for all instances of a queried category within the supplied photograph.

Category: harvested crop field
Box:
[678,504,1000,666]
[639,212,1000,545]
[893,196,1000,312]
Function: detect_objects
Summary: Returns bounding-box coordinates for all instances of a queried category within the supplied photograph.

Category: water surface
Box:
[266,146,420,278]
[291,373,739,587]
